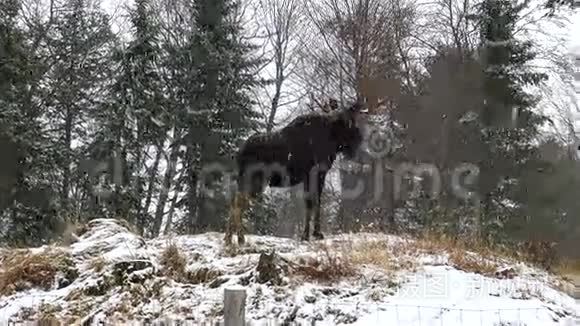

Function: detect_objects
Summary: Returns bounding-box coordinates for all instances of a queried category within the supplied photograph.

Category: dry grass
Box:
[410,232,461,255]
[0,248,77,296]
[37,303,63,326]
[89,255,107,273]
[321,232,501,277]
[347,239,398,271]
[448,250,499,275]
[37,315,62,326]
[159,241,223,284]
[554,259,580,278]
[289,232,509,282]
[221,242,261,257]
[293,243,356,282]
[404,232,508,276]
[344,232,510,277]
[159,241,187,280]
[513,240,559,271]
[290,231,559,281]
[403,232,564,276]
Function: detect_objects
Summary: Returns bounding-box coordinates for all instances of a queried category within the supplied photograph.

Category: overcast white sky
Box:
[570,6,580,51]
[100,0,580,47]
[99,0,580,136]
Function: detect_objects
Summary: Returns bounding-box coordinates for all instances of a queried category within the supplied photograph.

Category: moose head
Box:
[331,100,366,159]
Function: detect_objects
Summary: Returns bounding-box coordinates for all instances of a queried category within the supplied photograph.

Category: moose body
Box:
[225,101,365,245]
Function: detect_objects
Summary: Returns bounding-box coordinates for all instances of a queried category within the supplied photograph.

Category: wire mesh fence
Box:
[177,301,580,326]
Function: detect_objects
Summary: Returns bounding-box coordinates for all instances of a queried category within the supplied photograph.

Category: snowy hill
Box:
[0,219,578,325]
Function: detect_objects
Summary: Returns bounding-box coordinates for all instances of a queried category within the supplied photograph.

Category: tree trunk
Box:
[164,169,184,235]
[185,145,199,234]
[153,133,180,236]
[142,146,162,235]
[266,58,284,133]
[61,108,73,212]
[133,129,145,234]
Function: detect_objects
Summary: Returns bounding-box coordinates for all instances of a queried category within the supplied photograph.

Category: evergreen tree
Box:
[124,0,166,233]
[181,0,265,233]
[96,0,166,234]
[510,139,580,242]
[471,0,548,242]
[45,0,114,217]
[0,0,63,245]
[47,0,112,216]
[394,46,487,235]
[544,0,576,15]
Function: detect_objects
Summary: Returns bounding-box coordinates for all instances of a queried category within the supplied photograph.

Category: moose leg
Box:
[302,195,313,241]
[301,175,312,241]
[225,191,239,245]
[237,192,250,245]
[225,191,246,246]
[312,172,327,240]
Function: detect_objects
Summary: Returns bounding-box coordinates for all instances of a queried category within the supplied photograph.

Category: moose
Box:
[224,99,367,245]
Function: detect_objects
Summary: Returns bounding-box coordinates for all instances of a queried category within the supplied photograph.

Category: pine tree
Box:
[0,0,63,245]
[125,0,166,233]
[471,0,548,242]
[544,0,576,15]
[96,0,166,234]
[510,139,580,242]
[180,0,265,233]
[0,0,32,240]
[43,0,114,219]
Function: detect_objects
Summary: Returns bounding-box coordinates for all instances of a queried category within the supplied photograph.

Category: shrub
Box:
[159,242,187,280]
[0,248,78,296]
[294,243,356,282]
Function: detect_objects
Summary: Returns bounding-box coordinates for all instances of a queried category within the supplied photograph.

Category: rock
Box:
[128,268,154,284]
[208,277,229,289]
[339,289,360,298]
[336,313,358,324]
[112,260,154,286]
[239,273,252,286]
[312,313,324,322]
[84,276,114,296]
[304,295,317,304]
[185,267,223,284]
[495,267,517,280]
[326,307,357,324]
[56,266,80,289]
[321,288,340,296]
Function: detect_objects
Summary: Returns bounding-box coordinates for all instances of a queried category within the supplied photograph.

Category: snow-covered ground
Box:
[0,219,578,325]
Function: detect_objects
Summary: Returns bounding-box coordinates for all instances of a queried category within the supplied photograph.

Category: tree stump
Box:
[256,251,287,286]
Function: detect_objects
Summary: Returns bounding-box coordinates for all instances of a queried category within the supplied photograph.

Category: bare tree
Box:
[296,0,415,110]
[292,0,417,232]
[252,0,306,132]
